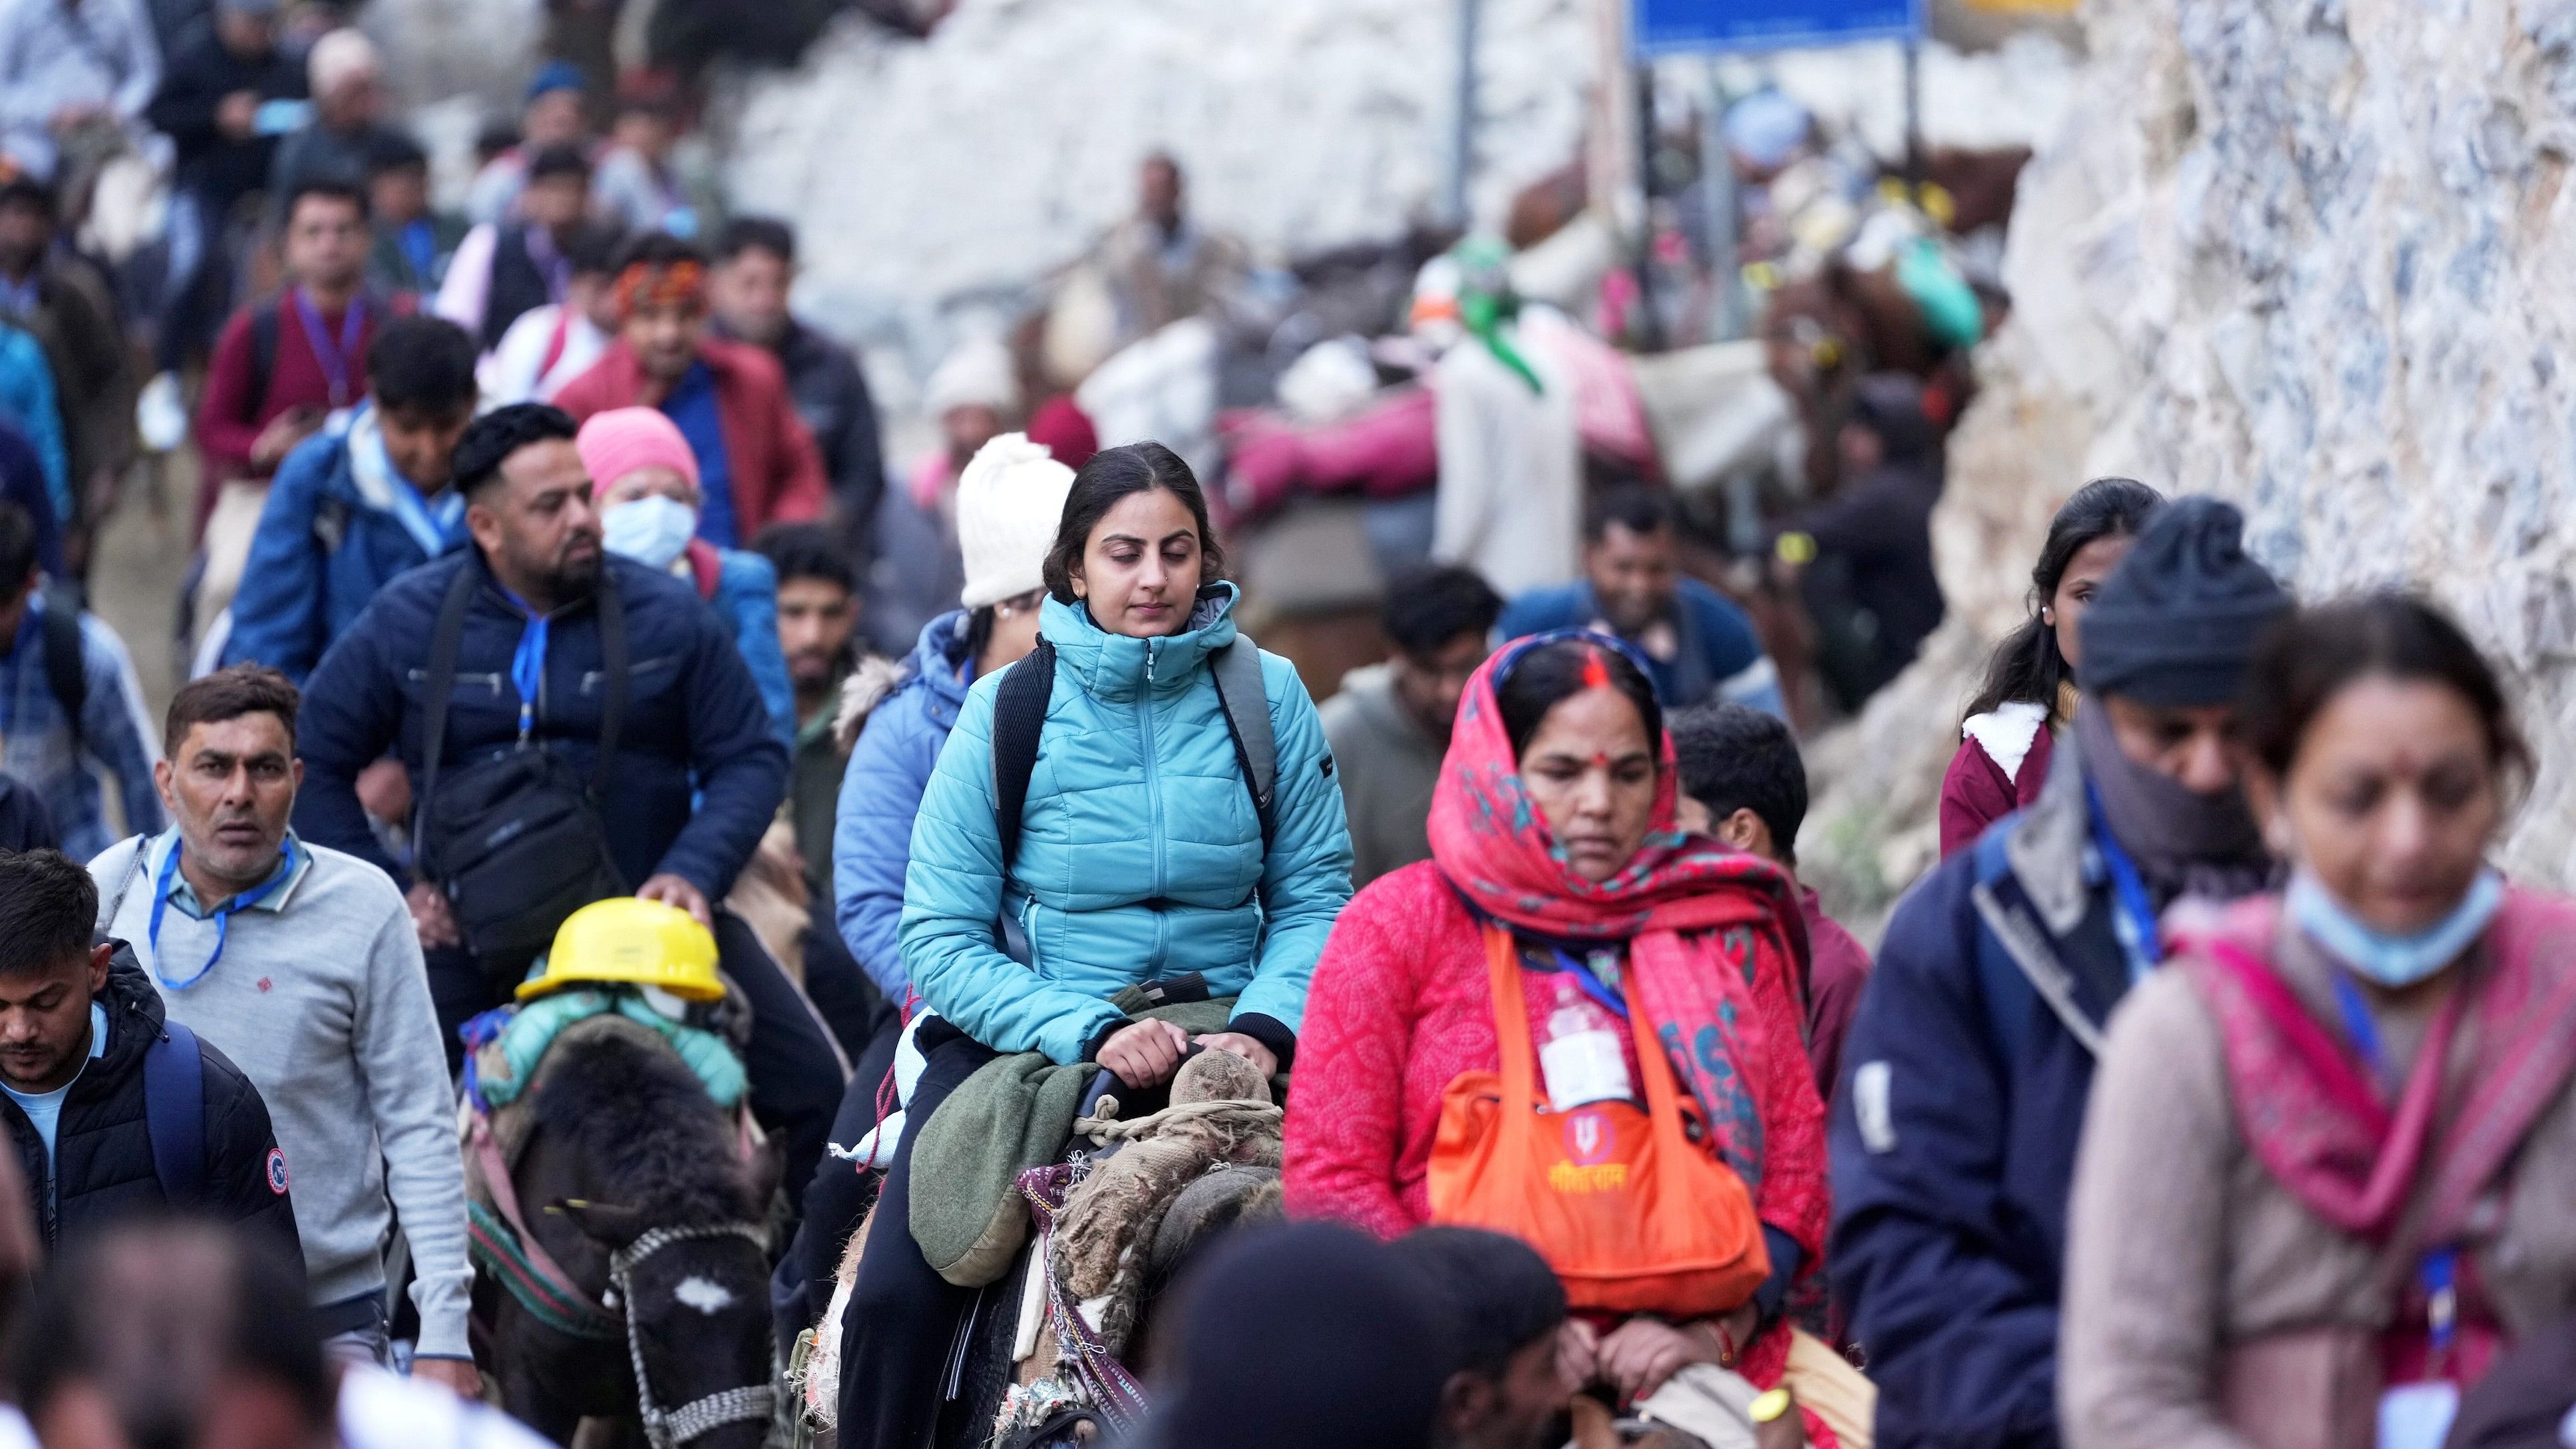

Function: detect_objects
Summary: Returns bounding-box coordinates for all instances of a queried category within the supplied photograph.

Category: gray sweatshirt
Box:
[89,832,472,1359]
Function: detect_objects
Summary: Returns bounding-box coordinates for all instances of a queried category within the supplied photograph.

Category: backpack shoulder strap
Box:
[1210,638,1277,849]
[1967,820,2108,1062]
[250,302,281,416]
[411,560,482,881]
[41,585,85,755]
[143,1018,208,1205]
[990,638,1056,875]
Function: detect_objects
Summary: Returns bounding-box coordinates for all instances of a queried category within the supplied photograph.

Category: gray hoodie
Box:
[1317,661,1447,890]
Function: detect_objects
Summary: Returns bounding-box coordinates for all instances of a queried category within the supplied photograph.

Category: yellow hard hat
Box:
[520,898,723,1003]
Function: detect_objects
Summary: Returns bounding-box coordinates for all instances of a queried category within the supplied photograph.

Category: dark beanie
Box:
[1143,1222,1449,1449]
[2079,496,2291,707]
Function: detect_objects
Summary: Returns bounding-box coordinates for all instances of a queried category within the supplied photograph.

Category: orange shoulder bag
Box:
[1426,925,1770,1318]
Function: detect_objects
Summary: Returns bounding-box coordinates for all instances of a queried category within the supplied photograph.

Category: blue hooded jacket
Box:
[898,585,1354,1067]
[225,407,470,684]
[833,608,975,1000]
[1828,749,2132,1449]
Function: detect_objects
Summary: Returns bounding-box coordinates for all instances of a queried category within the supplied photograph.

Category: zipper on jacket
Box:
[1140,642,1167,974]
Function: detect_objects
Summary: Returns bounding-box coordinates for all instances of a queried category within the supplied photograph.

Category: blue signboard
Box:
[1632,0,1923,57]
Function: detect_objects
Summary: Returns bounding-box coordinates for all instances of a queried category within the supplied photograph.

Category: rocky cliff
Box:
[1804,0,2576,929]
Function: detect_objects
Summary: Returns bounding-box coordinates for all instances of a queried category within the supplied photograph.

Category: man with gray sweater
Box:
[87,665,477,1397]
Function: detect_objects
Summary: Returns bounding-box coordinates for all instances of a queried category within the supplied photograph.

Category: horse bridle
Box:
[604,1222,776,1446]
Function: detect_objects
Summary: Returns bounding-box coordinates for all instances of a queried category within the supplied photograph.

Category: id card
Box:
[1539,1028,1633,1111]
[2377,1382,2459,1449]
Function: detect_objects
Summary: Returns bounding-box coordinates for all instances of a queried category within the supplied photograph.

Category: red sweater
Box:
[195,291,383,508]
[553,336,830,541]
[1936,716,2054,859]
[1799,886,1873,1106]
[1282,860,1830,1267]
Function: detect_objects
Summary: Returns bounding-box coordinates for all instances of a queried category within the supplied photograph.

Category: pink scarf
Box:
[1426,633,1812,1190]
[2173,888,2576,1243]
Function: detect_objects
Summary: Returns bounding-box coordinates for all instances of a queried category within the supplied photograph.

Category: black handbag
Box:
[413,558,630,983]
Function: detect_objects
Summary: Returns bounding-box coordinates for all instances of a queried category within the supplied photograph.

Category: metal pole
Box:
[1633,59,1663,349]
[1701,61,1744,341]
[1447,0,1481,229]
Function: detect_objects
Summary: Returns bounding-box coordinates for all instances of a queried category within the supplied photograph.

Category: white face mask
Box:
[601,494,698,570]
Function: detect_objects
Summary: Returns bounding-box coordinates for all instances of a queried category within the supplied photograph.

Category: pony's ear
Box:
[549,1198,649,1247]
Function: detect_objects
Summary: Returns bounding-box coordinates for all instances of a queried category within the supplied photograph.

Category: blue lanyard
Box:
[1546,946,1630,1020]
[498,586,548,739]
[2086,783,2163,982]
[147,835,299,991]
[292,288,365,409]
[383,476,464,562]
[2329,970,2462,1360]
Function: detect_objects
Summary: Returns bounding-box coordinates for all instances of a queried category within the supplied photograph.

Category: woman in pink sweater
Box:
[1283,630,1829,1427]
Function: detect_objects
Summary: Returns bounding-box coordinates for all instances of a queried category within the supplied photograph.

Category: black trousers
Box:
[836,1020,996,1449]
[427,909,849,1215]
[771,1010,903,1354]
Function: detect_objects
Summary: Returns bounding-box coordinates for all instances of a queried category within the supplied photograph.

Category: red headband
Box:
[614,260,707,319]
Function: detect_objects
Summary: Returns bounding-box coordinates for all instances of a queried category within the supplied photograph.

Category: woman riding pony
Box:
[836,441,1354,1449]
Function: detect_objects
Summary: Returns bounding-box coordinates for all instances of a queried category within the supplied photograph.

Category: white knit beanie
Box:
[956,433,1076,609]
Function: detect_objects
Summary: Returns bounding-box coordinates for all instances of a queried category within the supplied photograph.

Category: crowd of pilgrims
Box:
[0,7,2561,1443]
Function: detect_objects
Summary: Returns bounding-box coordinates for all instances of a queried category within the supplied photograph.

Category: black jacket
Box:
[146,30,307,210]
[2,948,303,1267]
[291,547,789,899]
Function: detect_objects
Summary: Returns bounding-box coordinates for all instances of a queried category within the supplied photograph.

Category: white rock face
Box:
[1805,0,2576,924]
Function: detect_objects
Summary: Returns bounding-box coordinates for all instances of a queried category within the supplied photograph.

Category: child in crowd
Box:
[1669,702,1872,1104]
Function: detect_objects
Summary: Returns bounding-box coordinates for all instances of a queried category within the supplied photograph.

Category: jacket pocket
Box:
[404,667,508,702]
[580,654,681,696]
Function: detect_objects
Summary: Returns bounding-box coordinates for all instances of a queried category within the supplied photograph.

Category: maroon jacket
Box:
[1937,708,2056,859]
[1797,886,1873,1105]
[553,336,830,541]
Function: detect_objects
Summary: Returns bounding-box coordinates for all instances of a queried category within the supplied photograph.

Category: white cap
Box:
[956,433,1075,609]
[924,337,1022,421]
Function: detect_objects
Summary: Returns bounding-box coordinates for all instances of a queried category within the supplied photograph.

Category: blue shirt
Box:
[660,362,737,548]
[1,1000,109,1204]
[0,592,165,861]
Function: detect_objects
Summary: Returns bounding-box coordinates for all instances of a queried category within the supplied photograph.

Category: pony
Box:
[476,1023,779,1448]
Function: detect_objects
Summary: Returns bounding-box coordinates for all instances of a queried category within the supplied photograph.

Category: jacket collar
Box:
[911,607,976,708]
[1041,582,1238,704]
[2004,730,2094,937]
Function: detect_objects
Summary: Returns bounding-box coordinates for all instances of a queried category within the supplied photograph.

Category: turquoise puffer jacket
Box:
[900,584,1354,1066]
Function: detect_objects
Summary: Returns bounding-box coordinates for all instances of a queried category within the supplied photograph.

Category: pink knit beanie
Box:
[576,407,701,496]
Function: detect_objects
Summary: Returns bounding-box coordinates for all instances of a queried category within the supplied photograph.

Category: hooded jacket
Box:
[1827,745,2129,1449]
[291,548,788,901]
[552,337,831,543]
[900,585,1354,1067]
[2,946,303,1261]
[223,407,469,684]
[833,608,975,1000]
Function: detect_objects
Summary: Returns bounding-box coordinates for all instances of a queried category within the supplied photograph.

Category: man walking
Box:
[222,315,479,682]
[712,219,884,560]
[291,403,839,1198]
[1496,485,1784,716]
[553,232,828,548]
[0,847,296,1256]
[0,178,131,560]
[1319,564,1499,888]
[0,501,162,861]
[1828,497,2289,1449]
[90,666,474,1386]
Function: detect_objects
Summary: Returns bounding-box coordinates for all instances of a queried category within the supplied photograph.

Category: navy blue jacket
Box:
[1495,576,1785,716]
[291,548,788,899]
[1828,749,2131,1449]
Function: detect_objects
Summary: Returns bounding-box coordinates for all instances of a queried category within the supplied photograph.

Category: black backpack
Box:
[412,558,630,982]
[988,634,1277,873]
[39,582,85,755]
